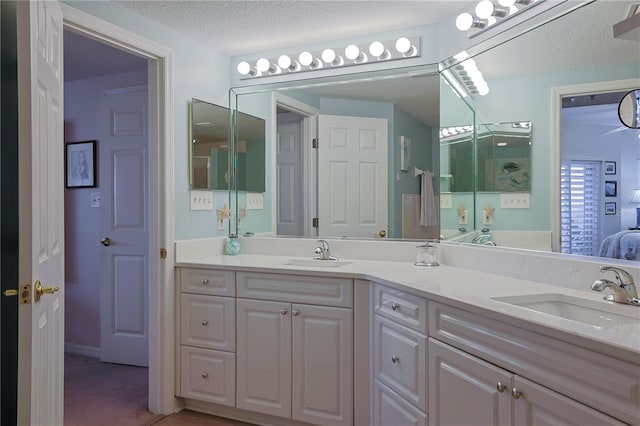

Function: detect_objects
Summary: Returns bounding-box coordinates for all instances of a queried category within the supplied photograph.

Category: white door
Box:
[291,304,353,426]
[236,299,292,418]
[318,115,388,237]
[276,113,304,236]
[16,1,65,424]
[98,90,149,367]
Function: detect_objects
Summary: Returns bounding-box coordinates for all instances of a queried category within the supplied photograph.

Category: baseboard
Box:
[65,343,101,359]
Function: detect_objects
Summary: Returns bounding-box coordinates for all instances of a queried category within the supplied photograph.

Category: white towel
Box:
[420,171,438,227]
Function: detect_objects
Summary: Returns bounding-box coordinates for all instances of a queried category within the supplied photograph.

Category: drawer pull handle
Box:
[391,302,400,311]
[201,320,208,326]
[511,388,522,399]
[496,382,506,393]
[202,372,209,379]
[280,308,288,315]
[201,279,209,285]
[292,309,299,316]
[391,355,400,363]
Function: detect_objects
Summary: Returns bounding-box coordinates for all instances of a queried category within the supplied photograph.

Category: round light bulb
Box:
[395,37,411,54]
[487,16,497,26]
[478,85,490,96]
[369,41,385,58]
[456,13,474,31]
[345,44,360,61]
[237,61,251,76]
[277,55,292,69]
[299,51,313,66]
[498,0,516,6]
[256,58,270,72]
[475,0,495,19]
[322,48,336,64]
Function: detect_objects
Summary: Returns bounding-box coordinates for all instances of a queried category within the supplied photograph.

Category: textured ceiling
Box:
[115,0,474,55]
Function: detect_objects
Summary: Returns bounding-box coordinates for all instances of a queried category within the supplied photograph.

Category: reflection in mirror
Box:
[442,0,639,259]
[618,89,640,129]
[233,67,441,240]
[190,98,265,192]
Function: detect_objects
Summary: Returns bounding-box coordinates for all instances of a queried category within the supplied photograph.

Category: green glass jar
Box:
[225,234,240,255]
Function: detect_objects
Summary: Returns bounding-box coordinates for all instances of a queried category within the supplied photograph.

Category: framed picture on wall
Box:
[400,136,411,172]
[605,202,616,215]
[604,161,616,175]
[66,140,97,188]
[605,180,617,197]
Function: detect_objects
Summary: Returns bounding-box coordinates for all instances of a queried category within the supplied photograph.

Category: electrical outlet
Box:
[440,193,452,209]
[190,190,213,210]
[500,193,530,209]
[246,193,263,210]
[483,209,493,225]
[459,209,468,225]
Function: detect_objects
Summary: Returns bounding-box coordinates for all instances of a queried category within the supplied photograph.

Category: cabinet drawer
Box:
[374,314,427,411]
[430,301,640,426]
[181,294,235,351]
[180,268,235,296]
[236,271,353,308]
[374,284,427,333]
[180,346,235,407]
[373,379,427,426]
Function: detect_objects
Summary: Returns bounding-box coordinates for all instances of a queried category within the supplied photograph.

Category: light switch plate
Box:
[190,190,213,210]
[246,193,263,210]
[459,209,468,225]
[440,193,452,209]
[500,193,530,209]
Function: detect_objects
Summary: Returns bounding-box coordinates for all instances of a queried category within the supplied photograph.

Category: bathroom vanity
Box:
[174,238,640,426]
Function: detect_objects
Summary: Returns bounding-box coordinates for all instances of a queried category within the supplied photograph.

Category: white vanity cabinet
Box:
[429,302,637,426]
[372,283,428,426]
[176,268,236,406]
[236,271,354,426]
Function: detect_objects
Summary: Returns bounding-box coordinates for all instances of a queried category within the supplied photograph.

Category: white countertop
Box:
[175,252,640,364]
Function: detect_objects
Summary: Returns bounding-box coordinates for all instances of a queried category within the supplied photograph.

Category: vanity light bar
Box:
[456,0,545,38]
[452,58,490,96]
[236,37,421,79]
[440,125,474,139]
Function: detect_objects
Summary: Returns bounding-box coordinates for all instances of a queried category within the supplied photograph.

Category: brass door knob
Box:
[34,280,60,303]
[376,230,387,238]
[100,237,113,246]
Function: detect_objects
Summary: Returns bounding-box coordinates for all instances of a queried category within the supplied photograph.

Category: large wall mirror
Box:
[230,0,639,263]
[189,98,266,192]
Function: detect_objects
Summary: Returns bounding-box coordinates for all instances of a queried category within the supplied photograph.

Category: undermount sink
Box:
[492,293,639,328]
[284,259,352,268]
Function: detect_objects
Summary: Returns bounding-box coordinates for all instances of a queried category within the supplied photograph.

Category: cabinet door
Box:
[236,299,292,418]
[513,376,627,426]
[291,304,353,426]
[429,339,512,426]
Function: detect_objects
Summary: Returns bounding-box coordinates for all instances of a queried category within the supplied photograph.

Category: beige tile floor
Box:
[152,410,254,426]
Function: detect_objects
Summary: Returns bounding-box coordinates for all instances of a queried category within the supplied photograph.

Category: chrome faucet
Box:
[471,229,496,246]
[314,239,338,260]
[591,266,639,305]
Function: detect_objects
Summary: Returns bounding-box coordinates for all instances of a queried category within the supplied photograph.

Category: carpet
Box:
[64,353,165,426]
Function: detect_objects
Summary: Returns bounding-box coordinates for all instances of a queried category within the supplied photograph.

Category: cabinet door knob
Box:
[201,320,208,326]
[280,308,288,315]
[511,388,522,399]
[202,372,209,379]
[391,355,400,363]
[201,279,209,285]
[292,309,299,316]
[391,302,400,311]
[496,382,506,393]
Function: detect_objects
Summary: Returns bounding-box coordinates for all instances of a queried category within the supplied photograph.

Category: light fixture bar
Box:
[236,37,421,79]
[456,0,546,38]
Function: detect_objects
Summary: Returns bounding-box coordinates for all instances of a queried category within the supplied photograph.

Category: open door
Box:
[16,0,65,424]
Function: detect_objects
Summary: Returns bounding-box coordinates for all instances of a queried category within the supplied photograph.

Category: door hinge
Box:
[312,217,319,228]
[160,248,168,259]
[312,138,318,149]
[3,284,32,305]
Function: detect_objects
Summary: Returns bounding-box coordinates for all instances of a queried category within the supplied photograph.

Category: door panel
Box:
[99,90,149,367]
[318,115,388,237]
[276,117,303,235]
[17,1,65,424]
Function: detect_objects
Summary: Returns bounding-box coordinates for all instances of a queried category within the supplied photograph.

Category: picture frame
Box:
[66,140,97,188]
[604,202,616,215]
[604,180,617,197]
[604,161,616,175]
[400,136,411,172]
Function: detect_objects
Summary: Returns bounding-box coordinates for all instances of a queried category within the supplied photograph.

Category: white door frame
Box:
[62,5,176,414]
[271,93,318,237]
[550,77,639,253]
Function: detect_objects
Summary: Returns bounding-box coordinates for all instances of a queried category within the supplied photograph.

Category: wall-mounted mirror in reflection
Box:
[189,98,265,192]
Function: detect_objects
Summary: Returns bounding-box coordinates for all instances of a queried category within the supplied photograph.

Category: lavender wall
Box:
[64,70,147,352]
